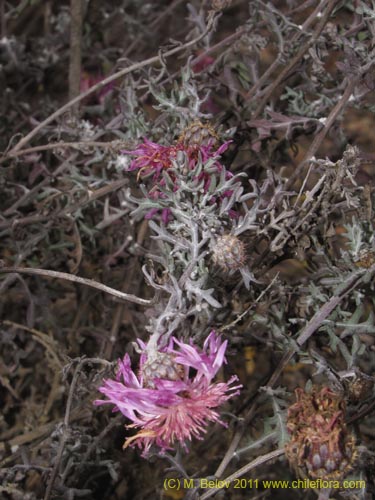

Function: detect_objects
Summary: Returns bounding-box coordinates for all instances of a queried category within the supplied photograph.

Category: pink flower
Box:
[121,138,235,222]
[123,138,230,181]
[94,331,241,456]
[122,138,231,181]
[123,139,183,181]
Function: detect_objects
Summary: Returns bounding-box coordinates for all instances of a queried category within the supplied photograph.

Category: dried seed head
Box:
[285,387,357,480]
[211,234,246,272]
[348,374,374,403]
[178,121,219,148]
[141,352,184,389]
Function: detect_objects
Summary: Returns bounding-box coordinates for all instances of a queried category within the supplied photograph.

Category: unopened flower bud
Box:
[212,234,246,272]
[211,0,232,11]
[178,121,219,148]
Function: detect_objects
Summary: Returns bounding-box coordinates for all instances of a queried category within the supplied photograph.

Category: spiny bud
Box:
[285,387,357,481]
[211,0,233,11]
[178,121,219,148]
[141,352,184,389]
[211,234,246,272]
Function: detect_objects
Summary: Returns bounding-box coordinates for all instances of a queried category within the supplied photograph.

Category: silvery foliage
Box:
[125,147,260,345]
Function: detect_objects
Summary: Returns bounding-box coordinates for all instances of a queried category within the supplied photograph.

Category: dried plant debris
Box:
[1,1,375,499]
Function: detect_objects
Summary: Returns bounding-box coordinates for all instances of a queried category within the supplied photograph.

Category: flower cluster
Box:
[121,122,234,223]
[285,387,357,480]
[96,123,244,456]
[94,331,241,456]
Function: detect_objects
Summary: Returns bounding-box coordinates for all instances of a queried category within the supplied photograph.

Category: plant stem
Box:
[200,448,285,499]
[68,0,83,116]
[0,267,153,306]
[0,140,130,163]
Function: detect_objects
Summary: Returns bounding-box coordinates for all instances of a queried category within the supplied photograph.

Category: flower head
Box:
[122,136,230,183]
[285,387,357,480]
[121,131,234,223]
[123,139,184,181]
[94,331,241,456]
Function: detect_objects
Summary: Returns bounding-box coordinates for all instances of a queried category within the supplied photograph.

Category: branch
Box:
[0,267,153,306]
[68,0,83,116]
[43,357,110,500]
[250,0,339,118]
[285,78,358,189]
[199,448,285,499]
[213,265,375,480]
[0,140,129,164]
[267,264,375,388]
[0,178,129,228]
[5,13,217,156]
[286,57,375,189]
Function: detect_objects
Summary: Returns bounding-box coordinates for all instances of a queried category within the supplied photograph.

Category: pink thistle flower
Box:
[123,139,184,181]
[122,138,231,184]
[121,138,235,222]
[94,331,241,456]
[121,134,237,222]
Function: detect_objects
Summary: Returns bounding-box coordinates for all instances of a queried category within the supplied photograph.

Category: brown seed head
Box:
[285,386,357,480]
